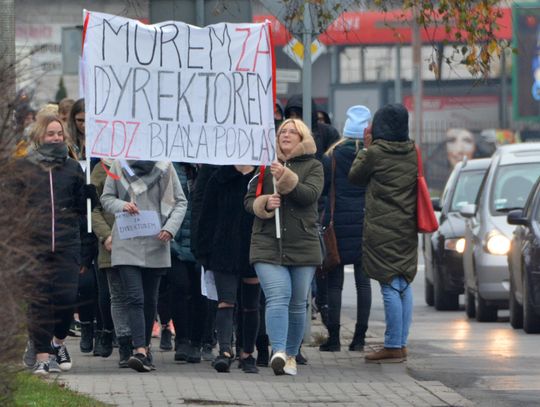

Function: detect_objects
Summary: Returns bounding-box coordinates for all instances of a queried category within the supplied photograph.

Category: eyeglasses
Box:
[279,128,299,136]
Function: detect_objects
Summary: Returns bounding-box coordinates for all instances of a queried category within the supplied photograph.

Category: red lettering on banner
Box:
[111,120,127,157]
[125,121,141,159]
[91,119,109,157]
[235,27,251,72]
[252,25,270,72]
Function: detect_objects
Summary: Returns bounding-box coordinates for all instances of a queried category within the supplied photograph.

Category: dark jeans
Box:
[326,263,371,333]
[78,262,99,327]
[160,258,206,346]
[29,250,80,353]
[117,265,162,349]
[96,267,113,331]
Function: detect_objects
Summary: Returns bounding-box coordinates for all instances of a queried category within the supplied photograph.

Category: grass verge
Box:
[14,372,109,407]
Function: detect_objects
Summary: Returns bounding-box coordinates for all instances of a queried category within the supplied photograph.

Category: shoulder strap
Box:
[329,154,336,222]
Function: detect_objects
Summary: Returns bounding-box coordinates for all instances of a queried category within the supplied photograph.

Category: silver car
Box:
[461,143,540,322]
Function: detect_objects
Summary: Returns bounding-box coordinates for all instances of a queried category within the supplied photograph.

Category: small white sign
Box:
[276,68,301,83]
[200,266,218,301]
[115,210,161,240]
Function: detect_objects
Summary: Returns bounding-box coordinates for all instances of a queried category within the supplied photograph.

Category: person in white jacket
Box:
[101,160,186,372]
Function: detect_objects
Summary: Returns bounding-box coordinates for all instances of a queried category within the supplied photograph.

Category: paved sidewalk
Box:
[58,317,474,407]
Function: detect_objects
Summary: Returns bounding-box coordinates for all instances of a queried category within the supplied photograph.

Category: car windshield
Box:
[450,170,485,212]
[490,163,540,215]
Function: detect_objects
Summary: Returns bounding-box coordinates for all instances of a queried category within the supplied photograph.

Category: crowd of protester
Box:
[12,93,418,376]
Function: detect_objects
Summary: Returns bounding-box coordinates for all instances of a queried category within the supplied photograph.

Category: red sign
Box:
[255,8,511,46]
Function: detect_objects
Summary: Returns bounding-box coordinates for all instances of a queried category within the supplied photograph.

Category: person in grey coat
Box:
[101,160,187,372]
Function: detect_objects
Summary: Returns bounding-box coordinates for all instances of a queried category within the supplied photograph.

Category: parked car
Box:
[461,143,540,322]
[424,158,490,310]
[507,178,540,333]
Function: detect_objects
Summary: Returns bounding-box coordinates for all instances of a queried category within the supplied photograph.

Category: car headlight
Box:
[485,232,510,256]
[444,238,466,253]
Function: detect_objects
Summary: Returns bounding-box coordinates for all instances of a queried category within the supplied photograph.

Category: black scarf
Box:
[27,142,69,167]
[128,160,156,177]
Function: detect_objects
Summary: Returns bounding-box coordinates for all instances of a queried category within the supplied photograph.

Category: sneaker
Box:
[270,351,286,376]
[100,330,114,358]
[212,352,232,373]
[159,327,173,351]
[128,353,152,372]
[201,343,215,361]
[23,340,36,369]
[48,354,61,373]
[365,347,404,364]
[187,345,201,363]
[93,330,104,356]
[79,322,94,353]
[32,360,49,375]
[284,356,297,376]
[54,343,72,371]
[241,355,259,374]
[174,342,190,362]
[147,350,157,371]
[51,343,71,372]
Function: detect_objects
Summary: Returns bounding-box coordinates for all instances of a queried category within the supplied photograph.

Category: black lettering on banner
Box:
[111,120,127,156]
[157,70,174,121]
[249,129,258,160]
[197,127,209,158]
[108,66,133,116]
[209,25,232,70]
[134,24,157,66]
[169,124,185,157]
[198,72,216,123]
[187,26,204,69]
[213,73,232,124]
[232,72,247,125]
[259,128,271,163]
[225,127,236,158]
[102,20,129,62]
[132,68,154,120]
[159,24,181,68]
[184,125,196,158]
[213,126,226,156]
[176,72,195,122]
[237,128,251,159]
[94,66,111,115]
[150,122,164,157]
[246,72,258,125]
[257,74,272,125]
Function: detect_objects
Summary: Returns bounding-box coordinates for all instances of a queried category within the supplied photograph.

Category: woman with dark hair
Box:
[101,160,187,372]
[18,114,97,375]
[67,98,85,159]
[349,103,418,364]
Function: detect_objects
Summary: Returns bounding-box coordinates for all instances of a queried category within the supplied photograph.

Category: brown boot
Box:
[402,346,407,361]
[365,347,403,363]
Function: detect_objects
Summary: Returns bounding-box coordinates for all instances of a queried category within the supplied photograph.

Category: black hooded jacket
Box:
[284,95,340,159]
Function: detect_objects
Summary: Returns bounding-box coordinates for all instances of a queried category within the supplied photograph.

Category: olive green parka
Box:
[245,131,324,266]
[348,139,418,284]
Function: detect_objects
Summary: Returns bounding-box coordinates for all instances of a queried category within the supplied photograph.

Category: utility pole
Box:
[302,4,312,129]
[412,5,423,147]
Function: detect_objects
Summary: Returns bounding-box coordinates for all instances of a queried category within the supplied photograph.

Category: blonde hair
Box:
[277,118,312,141]
[325,137,361,157]
[35,104,59,121]
[30,114,65,146]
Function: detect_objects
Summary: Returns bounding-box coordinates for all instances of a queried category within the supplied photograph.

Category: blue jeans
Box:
[254,263,315,356]
[105,267,131,338]
[380,276,412,349]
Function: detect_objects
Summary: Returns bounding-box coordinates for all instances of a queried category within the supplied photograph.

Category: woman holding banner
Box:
[101,160,187,372]
[245,118,324,376]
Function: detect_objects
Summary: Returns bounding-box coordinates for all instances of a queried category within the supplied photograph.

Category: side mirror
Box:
[507,209,529,226]
[431,197,442,212]
[460,204,476,218]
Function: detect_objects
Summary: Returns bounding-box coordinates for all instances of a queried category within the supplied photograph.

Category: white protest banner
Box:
[81,10,276,165]
[115,210,161,239]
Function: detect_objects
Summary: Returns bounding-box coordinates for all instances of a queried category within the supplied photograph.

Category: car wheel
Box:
[434,264,459,311]
[465,288,476,319]
[475,294,498,322]
[509,273,523,329]
[425,273,434,307]
[523,270,540,334]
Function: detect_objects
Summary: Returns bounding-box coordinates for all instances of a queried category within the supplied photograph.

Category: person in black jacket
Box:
[284,95,340,160]
[319,105,372,352]
[18,114,97,375]
[197,165,261,374]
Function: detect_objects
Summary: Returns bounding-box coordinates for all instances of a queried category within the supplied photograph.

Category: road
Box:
[342,262,540,407]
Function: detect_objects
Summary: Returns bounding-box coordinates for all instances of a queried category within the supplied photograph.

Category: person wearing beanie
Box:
[348,103,418,363]
[317,105,372,353]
